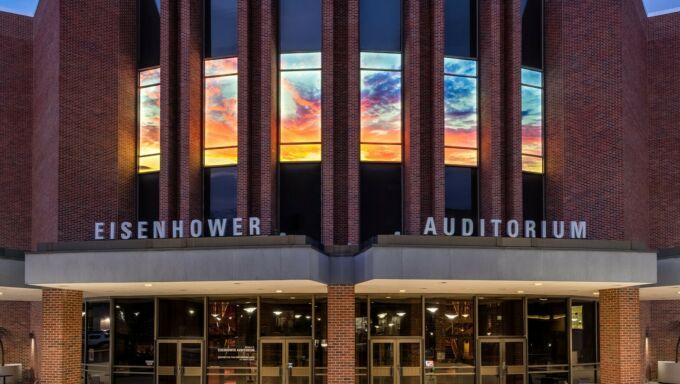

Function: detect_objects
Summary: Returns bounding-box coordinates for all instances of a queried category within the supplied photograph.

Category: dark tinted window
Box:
[207,299,258,367]
[204,166,237,220]
[314,298,327,384]
[138,172,159,222]
[572,300,597,364]
[478,298,524,336]
[360,163,402,243]
[370,299,422,337]
[114,299,155,366]
[425,299,475,368]
[260,298,312,337]
[521,0,543,69]
[528,299,567,365]
[138,0,160,68]
[279,163,321,241]
[205,0,238,58]
[157,299,204,338]
[523,172,544,222]
[85,302,110,364]
[445,0,477,58]
[356,298,369,384]
[360,0,401,52]
[279,0,322,52]
[445,166,477,219]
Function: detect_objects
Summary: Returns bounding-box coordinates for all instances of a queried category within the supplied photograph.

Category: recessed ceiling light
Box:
[534,283,543,286]
[593,292,600,296]
[396,312,406,317]
[399,289,406,293]
[385,296,391,299]
[677,291,680,295]
[426,307,439,313]
[445,314,458,320]
[273,311,282,316]
[377,313,388,319]
[0,292,3,296]
[244,307,257,313]
[275,290,283,293]
[517,290,525,294]
[144,283,153,287]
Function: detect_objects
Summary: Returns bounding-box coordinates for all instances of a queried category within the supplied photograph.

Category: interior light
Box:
[388,323,394,327]
[539,298,548,301]
[115,305,120,309]
[244,307,257,314]
[593,292,600,296]
[517,290,525,294]
[144,283,153,287]
[377,313,388,319]
[305,315,311,319]
[275,290,283,293]
[212,313,219,318]
[396,312,406,317]
[445,314,458,320]
[134,312,140,317]
[0,292,3,296]
[294,314,302,319]
[273,311,283,316]
[426,307,439,313]
[321,339,328,348]
[534,283,543,286]
[399,289,406,293]
[385,296,391,299]
[216,317,221,321]
[462,314,469,318]
[188,309,195,315]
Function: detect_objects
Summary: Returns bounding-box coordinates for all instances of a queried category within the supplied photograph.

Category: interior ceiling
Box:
[3,280,677,301]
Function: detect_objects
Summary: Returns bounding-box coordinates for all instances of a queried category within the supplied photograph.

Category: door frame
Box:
[156,339,205,384]
[259,337,313,384]
[477,337,527,384]
[369,337,423,384]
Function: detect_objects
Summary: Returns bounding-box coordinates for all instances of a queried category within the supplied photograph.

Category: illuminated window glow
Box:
[360,52,402,162]
[279,52,322,162]
[138,68,161,173]
[204,57,238,167]
[521,68,543,174]
[444,57,478,167]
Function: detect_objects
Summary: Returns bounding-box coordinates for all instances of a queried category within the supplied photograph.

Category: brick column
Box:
[431,0,445,227]
[40,289,82,384]
[599,287,641,384]
[236,0,250,219]
[504,0,523,223]
[346,0,360,246]
[321,0,335,247]
[160,0,179,221]
[327,285,356,384]
[177,0,203,226]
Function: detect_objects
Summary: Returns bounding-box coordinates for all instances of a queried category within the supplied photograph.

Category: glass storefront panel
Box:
[260,298,313,337]
[113,299,154,384]
[85,301,111,364]
[528,372,568,384]
[478,298,524,337]
[158,298,205,338]
[314,298,328,384]
[424,299,475,383]
[207,299,258,384]
[356,298,369,384]
[370,298,422,337]
[527,299,567,366]
[571,301,597,364]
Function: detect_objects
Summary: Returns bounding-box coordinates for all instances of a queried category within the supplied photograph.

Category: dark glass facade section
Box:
[279,0,321,52]
[138,172,159,222]
[356,299,369,384]
[205,0,238,58]
[370,299,422,337]
[114,299,155,366]
[445,0,477,58]
[424,299,475,368]
[138,0,160,69]
[527,299,567,365]
[477,298,524,336]
[521,0,543,70]
[523,172,544,222]
[314,298,327,384]
[85,302,111,364]
[279,163,321,241]
[572,300,598,364]
[360,0,402,52]
[445,167,477,220]
[207,299,258,367]
[259,298,312,337]
[157,299,205,338]
[360,163,402,243]
[204,166,237,220]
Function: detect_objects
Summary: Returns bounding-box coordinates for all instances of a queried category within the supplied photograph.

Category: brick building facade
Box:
[0,1,679,384]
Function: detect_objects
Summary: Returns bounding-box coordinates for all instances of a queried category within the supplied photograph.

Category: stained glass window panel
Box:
[360,70,402,145]
[280,70,322,144]
[280,144,322,163]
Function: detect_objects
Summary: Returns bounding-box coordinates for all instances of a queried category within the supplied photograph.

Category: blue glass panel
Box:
[445,0,477,58]
[280,0,322,52]
[361,70,402,145]
[360,0,402,52]
[280,52,322,70]
[205,0,238,58]
[521,68,542,87]
[360,52,402,70]
[444,75,477,152]
[444,58,477,76]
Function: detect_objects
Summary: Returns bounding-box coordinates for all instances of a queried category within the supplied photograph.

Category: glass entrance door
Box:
[157,340,204,384]
[260,339,312,384]
[478,339,526,384]
[370,339,422,384]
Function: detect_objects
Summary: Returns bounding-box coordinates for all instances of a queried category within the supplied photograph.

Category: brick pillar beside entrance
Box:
[599,287,641,384]
[327,285,356,384]
[40,289,82,384]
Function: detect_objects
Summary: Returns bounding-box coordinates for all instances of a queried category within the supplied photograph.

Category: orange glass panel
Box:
[280,144,322,162]
[138,84,161,157]
[205,147,238,167]
[522,155,543,174]
[445,148,478,167]
[205,75,238,149]
[360,144,402,162]
[280,70,321,144]
[360,70,402,144]
[139,155,160,174]
[205,57,238,77]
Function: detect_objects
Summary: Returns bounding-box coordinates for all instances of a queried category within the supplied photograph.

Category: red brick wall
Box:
[648,12,680,249]
[599,288,641,384]
[327,285,355,384]
[30,302,42,379]
[0,302,32,369]
[0,13,32,251]
[641,300,680,382]
[40,289,81,384]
